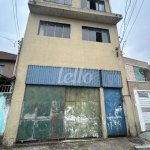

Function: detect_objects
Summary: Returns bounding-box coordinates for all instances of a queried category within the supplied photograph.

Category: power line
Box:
[124,0,145,43]
[120,0,138,43]
[119,0,131,36]
[0,36,16,46]
[12,0,19,40]
[14,0,20,38]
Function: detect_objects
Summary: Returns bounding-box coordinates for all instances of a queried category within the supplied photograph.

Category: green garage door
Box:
[17,85,65,141]
[17,86,101,141]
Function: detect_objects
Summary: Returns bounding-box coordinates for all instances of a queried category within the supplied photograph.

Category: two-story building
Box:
[3,0,137,147]
[123,57,150,135]
[0,51,17,143]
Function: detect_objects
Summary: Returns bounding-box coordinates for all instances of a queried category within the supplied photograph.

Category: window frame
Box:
[44,0,72,6]
[81,0,106,12]
[82,26,111,43]
[133,66,147,82]
[38,21,71,39]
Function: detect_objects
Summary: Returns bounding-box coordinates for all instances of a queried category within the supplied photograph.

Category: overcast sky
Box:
[0,0,149,64]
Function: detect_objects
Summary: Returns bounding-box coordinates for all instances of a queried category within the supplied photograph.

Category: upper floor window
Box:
[133,67,149,82]
[81,0,105,12]
[82,26,110,43]
[39,21,70,39]
[45,0,71,5]
[0,66,4,74]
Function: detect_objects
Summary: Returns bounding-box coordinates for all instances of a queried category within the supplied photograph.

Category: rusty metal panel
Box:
[33,121,51,140]
[17,85,65,141]
[101,70,122,88]
[26,65,101,87]
[17,120,34,140]
[65,87,101,138]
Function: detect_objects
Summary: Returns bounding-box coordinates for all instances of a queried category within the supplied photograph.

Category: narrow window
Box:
[47,23,55,37]
[102,31,109,43]
[65,0,71,5]
[63,25,70,38]
[96,32,102,42]
[59,0,64,4]
[55,24,63,37]
[89,30,96,41]
[99,1,105,11]
[82,28,89,40]
[90,0,96,10]
[39,22,47,36]
[81,0,87,8]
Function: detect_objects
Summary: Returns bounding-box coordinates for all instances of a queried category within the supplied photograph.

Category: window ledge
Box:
[29,1,122,24]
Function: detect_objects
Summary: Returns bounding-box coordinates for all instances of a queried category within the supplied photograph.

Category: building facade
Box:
[3,0,137,147]
[0,51,17,143]
[123,57,150,135]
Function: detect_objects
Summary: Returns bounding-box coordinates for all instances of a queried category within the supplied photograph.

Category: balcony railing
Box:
[0,85,14,93]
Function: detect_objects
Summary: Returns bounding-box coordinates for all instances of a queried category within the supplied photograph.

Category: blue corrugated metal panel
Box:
[26,66,101,87]
[101,70,122,88]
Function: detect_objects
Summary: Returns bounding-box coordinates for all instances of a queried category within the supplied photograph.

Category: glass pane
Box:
[99,2,105,11]
[96,2,99,10]
[89,29,96,41]
[63,25,70,38]
[55,24,63,37]
[51,0,59,3]
[102,31,109,43]
[87,0,90,8]
[96,32,102,42]
[47,23,55,37]
[65,0,71,5]
[133,67,146,82]
[82,28,89,41]
[0,66,4,74]
[59,0,64,4]
[81,0,87,8]
[39,23,47,36]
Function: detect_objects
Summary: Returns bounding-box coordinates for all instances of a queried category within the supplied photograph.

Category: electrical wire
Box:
[124,0,145,43]
[14,0,20,38]
[119,0,131,36]
[12,0,19,41]
[120,0,138,43]
[0,36,16,46]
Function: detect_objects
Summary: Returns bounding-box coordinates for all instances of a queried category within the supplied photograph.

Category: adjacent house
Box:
[123,57,150,135]
[0,51,17,143]
[3,0,137,147]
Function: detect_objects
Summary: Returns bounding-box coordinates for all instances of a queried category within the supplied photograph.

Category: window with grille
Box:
[38,21,70,39]
[82,26,110,43]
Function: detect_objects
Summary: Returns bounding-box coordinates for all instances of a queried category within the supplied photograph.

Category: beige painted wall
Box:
[3,13,137,147]
[0,61,15,78]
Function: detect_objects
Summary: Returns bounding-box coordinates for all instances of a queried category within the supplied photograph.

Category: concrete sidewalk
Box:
[1,137,150,150]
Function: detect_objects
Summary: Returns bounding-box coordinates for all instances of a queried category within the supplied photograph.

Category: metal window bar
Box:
[0,85,13,93]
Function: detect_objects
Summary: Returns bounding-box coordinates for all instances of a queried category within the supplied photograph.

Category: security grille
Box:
[135,90,150,131]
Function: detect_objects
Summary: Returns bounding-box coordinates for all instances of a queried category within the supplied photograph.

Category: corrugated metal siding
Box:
[101,70,122,88]
[26,66,101,87]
